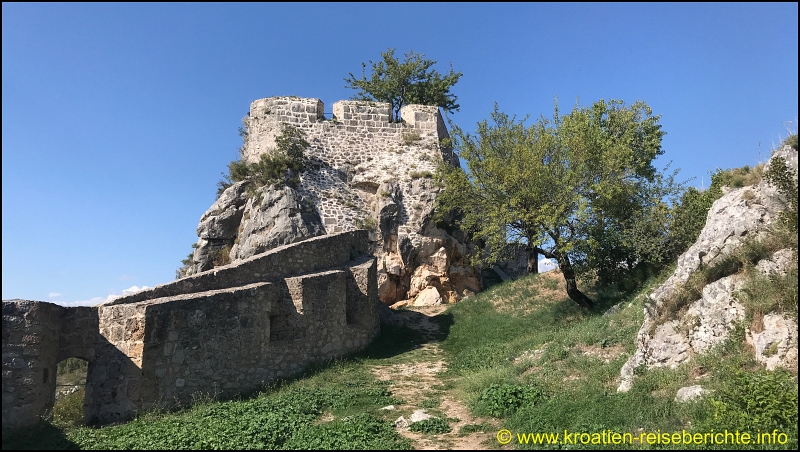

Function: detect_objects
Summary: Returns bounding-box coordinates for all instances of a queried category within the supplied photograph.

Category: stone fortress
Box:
[2,97,483,431]
[189,97,481,306]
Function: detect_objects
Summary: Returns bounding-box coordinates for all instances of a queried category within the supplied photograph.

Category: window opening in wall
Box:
[52,357,88,428]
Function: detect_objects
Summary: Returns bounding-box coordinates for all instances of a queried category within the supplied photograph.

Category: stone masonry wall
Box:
[3,232,380,430]
[111,230,370,306]
[240,98,457,244]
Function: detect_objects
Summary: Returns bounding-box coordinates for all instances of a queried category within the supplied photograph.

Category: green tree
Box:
[344,48,462,122]
[437,99,671,308]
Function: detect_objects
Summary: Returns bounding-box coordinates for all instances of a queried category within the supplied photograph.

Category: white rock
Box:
[675,385,708,402]
[413,287,443,307]
[410,409,431,423]
[394,416,408,429]
[749,313,798,371]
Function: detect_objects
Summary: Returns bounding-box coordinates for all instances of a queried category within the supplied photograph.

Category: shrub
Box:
[784,133,798,151]
[764,156,798,233]
[409,170,433,179]
[52,387,85,429]
[176,252,195,279]
[711,164,765,190]
[355,217,377,232]
[473,383,545,418]
[701,369,798,434]
[211,245,232,267]
[736,256,798,320]
[216,124,308,198]
[401,131,421,145]
[408,417,452,434]
[57,357,88,376]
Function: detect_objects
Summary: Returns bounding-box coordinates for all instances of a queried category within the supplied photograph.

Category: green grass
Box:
[5,240,797,450]
[438,268,798,449]
[3,358,412,450]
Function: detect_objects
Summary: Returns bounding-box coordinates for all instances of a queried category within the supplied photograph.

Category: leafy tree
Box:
[437,99,672,308]
[344,48,462,122]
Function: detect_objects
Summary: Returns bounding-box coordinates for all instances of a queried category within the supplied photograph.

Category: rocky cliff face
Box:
[618,145,798,392]
[185,97,481,305]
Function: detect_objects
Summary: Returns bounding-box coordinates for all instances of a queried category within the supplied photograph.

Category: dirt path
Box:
[370,306,499,450]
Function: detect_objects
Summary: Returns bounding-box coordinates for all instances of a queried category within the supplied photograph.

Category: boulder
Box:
[675,385,708,402]
[413,287,443,307]
[748,312,798,371]
[190,181,249,274]
[230,185,325,261]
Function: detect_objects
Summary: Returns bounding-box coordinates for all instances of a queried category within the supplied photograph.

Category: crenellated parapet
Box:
[2,231,379,431]
[240,96,453,167]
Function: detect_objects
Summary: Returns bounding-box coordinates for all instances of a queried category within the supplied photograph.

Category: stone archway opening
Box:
[52,357,88,428]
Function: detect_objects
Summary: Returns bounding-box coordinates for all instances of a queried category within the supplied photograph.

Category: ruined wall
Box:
[3,232,380,431]
[2,302,99,430]
[112,230,370,305]
[240,97,457,242]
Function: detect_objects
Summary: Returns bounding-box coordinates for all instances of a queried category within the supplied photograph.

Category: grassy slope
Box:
[440,269,797,450]
[4,266,797,450]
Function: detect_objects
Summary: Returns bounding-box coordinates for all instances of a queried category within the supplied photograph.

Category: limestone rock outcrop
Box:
[618,145,798,392]
[230,185,325,261]
[184,97,481,304]
[191,181,249,273]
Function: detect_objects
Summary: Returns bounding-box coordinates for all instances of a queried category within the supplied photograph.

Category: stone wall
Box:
[3,232,380,431]
[240,97,456,241]
[113,230,370,305]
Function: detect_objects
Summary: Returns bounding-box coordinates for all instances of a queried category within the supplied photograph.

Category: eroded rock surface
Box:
[618,146,798,392]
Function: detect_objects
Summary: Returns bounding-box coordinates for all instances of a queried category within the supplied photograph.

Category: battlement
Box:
[241,96,453,170]
[247,96,441,128]
[249,96,325,123]
[2,231,379,430]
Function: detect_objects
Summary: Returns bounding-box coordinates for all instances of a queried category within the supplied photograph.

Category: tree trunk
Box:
[557,255,594,309]
[526,246,539,274]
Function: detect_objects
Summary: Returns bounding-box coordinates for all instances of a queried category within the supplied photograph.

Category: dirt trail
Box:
[370,306,498,450]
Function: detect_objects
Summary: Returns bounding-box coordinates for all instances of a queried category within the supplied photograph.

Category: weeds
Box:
[655,228,797,327]
[401,131,421,146]
[408,416,452,434]
[355,217,377,232]
[409,170,433,179]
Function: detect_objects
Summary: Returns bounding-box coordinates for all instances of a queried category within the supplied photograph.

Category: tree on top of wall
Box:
[344,48,462,122]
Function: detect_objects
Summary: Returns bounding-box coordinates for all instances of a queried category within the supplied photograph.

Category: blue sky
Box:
[3,3,797,305]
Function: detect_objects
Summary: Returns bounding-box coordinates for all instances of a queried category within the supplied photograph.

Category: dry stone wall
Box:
[3,231,380,431]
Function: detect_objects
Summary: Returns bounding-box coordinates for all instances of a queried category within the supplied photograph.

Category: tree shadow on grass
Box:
[1,420,80,450]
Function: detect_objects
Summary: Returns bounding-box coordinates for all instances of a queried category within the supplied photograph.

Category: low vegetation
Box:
[216,124,308,198]
[5,258,797,450]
